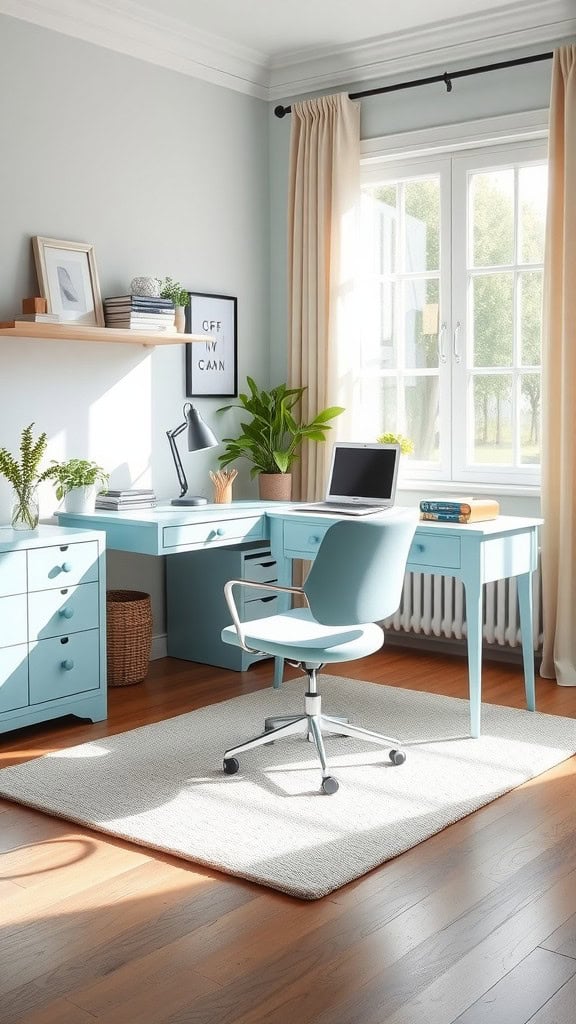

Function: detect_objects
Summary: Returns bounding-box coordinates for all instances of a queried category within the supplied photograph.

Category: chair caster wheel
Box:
[389,749,406,766]
[223,757,239,775]
[321,776,339,795]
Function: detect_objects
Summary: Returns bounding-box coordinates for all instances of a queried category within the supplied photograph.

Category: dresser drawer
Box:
[408,535,461,570]
[0,645,29,712]
[27,541,99,592]
[0,550,27,597]
[283,521,330,557]
[29,630,100,704]
[0,594,28,647]
[28,582,100,641]
[163,516,265,550]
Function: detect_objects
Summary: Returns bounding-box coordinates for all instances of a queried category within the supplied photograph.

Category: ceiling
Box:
[0,0,573,99]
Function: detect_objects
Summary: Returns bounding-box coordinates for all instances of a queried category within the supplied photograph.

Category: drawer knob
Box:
[61,659,75,671]
[216,528,225,536]
[416,543,425,552]
[308,535,320,545]
[60,608,74,619]
[61,561,72,573]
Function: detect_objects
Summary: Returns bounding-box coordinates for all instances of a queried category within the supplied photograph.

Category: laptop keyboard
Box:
[297,503,392,516]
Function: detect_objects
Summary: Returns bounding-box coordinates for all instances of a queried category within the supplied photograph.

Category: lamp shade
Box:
[185,403,218,452]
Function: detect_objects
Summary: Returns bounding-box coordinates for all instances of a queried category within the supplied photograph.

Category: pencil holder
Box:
[212,479,233,504]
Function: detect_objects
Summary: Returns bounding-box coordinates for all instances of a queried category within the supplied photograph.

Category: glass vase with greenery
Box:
[0,423,52,530]
[217,377,344,478]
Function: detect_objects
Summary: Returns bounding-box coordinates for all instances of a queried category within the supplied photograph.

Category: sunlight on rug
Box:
[1,677,575,899]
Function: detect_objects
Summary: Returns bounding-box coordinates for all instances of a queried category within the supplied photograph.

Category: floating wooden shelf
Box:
[0,322,209,347]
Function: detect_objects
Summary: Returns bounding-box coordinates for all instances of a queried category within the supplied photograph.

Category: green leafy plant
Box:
[42,458,109,501]
[377,431,415,456]
[0,423,51,528]
[217,377,344,477]
[158,277,190,308]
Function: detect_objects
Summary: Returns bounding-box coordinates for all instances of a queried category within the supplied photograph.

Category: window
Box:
[358,140,547,486]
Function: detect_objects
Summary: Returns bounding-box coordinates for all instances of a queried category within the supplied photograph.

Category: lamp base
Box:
[171,496,208,506]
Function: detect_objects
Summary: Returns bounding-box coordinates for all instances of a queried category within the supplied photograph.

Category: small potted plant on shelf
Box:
[159,277,190,333]
[217,377,344,500]
[43,458,109,513]
[0,422,52,530]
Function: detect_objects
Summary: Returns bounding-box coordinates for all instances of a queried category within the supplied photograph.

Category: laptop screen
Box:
[326,443,400,504]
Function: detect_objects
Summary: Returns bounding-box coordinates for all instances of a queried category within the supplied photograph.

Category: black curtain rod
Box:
[273,51,553,118]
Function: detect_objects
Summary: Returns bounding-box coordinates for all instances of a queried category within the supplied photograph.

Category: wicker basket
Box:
[106,590,152,687]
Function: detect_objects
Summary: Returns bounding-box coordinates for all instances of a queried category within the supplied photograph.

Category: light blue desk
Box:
[58,503,542,737]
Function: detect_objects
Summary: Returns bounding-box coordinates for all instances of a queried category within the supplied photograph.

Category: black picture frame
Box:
[185,291,238,398]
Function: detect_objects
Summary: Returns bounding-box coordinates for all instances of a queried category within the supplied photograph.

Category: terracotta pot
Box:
[258,473,292,501]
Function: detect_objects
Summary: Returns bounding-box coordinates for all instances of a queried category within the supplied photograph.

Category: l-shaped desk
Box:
[58,502,542,737]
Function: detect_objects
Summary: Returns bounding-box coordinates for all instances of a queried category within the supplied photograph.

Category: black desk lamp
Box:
[167,402,218,506]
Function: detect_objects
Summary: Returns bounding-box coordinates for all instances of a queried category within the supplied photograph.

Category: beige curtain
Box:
[287,93,360,501]
[540,45,576,686]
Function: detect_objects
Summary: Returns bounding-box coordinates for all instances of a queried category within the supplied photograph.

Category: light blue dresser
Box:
[0,524,107,735]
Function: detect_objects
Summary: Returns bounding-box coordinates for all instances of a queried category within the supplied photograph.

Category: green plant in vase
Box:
[43,458,109,502]
[0,423,52,530]
[159,277,190,332]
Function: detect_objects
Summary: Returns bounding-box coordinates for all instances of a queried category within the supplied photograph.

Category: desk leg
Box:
[465,580,483,739]
[517,572,536,712]
[270,519,291,689]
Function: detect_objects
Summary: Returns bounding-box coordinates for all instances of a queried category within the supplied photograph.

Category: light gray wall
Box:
[0,14,270,637]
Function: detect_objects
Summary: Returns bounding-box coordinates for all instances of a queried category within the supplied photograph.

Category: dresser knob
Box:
[216,528,225,536]
[61,659,75,671]
[60,608,74,619]
[416,543,425,552]
[308,535,320,545]
[61,561,72,573]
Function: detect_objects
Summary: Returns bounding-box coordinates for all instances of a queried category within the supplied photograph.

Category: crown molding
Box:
[0,0,573,103]
[268,0,575,101]
[0,0,270,99]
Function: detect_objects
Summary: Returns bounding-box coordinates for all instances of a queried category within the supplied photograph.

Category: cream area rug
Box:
[1,677,576,900]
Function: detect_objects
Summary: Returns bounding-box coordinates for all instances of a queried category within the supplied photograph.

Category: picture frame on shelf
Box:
[185,291,238,398]
[32,236,104,327]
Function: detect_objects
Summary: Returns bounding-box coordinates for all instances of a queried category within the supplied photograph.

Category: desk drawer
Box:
[242,593,280,620]
[243,553,277,584]
[408,535,461,570]
[283,521,330,557]
[163,516,265,550]
[27,541,99,592]
[0,550,26,597]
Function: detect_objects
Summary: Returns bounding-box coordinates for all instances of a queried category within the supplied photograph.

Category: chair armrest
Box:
[223,579,306,653]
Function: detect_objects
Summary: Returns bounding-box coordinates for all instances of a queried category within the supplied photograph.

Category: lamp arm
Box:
[166,423,188,498]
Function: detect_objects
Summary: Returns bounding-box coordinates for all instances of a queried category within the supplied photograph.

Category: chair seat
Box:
[221,607,384,663]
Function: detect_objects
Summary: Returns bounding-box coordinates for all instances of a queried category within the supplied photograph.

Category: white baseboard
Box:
[151,633,168,661]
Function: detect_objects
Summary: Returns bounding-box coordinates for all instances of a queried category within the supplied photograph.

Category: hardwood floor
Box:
[1,648,576,1024]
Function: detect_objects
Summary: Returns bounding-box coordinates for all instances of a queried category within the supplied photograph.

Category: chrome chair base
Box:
[224,669,405,794]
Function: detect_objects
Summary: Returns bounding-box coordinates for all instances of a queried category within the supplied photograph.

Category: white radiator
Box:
[383,561,543,652]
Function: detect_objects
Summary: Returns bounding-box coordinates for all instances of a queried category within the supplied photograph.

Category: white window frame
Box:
[360,110,548,495]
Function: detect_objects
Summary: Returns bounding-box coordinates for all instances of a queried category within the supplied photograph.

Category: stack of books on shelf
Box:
[96,489,157,510]
[103,295,176,332]
[419,497,500,523]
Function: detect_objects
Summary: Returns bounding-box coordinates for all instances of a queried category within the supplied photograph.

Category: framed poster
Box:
[185,292,237,398]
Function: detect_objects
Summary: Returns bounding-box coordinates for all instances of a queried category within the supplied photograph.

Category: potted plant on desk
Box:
[43,458,109,513]
[217,377,343,500]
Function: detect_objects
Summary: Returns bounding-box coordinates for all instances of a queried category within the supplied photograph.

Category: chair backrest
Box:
[303,513,418,626]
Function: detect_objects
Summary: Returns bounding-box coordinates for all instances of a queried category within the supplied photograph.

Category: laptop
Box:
[297,442,401,516]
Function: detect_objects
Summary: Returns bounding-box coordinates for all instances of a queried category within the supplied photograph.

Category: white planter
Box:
[64,485,98,514]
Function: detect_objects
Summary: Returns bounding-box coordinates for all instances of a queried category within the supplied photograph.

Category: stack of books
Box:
[96,489,157,510]
[419,497,500,523]
[103,295,176,332]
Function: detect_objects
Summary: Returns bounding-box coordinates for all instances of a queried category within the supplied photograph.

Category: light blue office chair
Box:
[221,513,418,794]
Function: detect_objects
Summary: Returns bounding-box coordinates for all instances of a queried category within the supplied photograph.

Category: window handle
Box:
[438,321,447,364]
[453,321,462,363]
